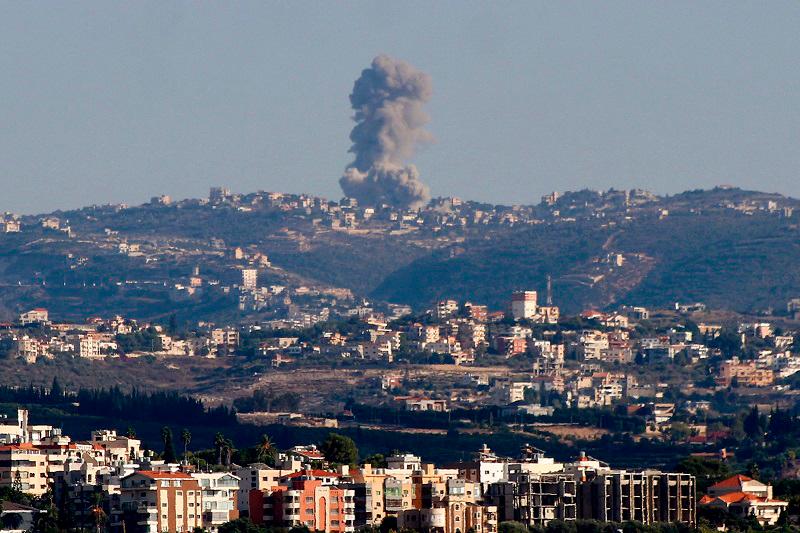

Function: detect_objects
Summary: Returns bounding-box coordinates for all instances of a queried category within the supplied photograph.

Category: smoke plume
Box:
[340,55,433,209]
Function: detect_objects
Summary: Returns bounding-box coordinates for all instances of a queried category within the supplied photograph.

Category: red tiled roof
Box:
[710,474,753,490]
[0,443,38,452]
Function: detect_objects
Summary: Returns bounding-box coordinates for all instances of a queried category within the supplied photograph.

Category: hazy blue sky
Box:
[2,2,800,213]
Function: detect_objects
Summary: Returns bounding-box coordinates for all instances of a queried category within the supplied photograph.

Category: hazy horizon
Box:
[2,2,800,214]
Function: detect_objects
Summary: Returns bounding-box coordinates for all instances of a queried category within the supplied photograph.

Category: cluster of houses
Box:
[1,408,791,533]
[0,408,748,533]
[4,309,246,361]
[8,288,800,425]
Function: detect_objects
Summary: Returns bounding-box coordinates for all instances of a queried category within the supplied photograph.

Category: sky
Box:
[1,2,800,214]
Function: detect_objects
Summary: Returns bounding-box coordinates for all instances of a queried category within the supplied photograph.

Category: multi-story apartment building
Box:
[436,300,460,320]
[511,291,537,320]
[716,358,775,387]
[0,409,29,444]
[90,429,141,463]
[116,471,203,533]
[235,463,300,520]
[487,473,577,526]
[577,471,695,525]
[242,269,258,290]
[399,478,497,533]
[262,470,356,533]
[0,443,48,496]
[211,328,239,355]
[192,472,240,531]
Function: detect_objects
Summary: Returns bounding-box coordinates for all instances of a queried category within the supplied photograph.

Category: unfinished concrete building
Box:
[578,471,695,525]
[487,474,577,526]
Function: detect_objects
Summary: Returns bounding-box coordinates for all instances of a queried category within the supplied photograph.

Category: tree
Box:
[50,377,63,401]
[224,438,235,466]
[218,518,262,533]
[743,406,766,440]
[32,505,60,533]
[668,422,691,443]
[256,434,276,465]
[676,456,731,493]
[181,429,192,461]
[321,433,358,466]
[364,453,387,468]
[90,492,106,533]
[499,522,529,533]
[161,427,177,463]
[214,433,227,466]
[708,329,742,357]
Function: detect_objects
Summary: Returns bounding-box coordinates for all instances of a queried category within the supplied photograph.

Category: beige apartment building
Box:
[0,443,48,496]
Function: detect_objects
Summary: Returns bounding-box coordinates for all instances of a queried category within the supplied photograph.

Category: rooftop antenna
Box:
[546,275,553,306]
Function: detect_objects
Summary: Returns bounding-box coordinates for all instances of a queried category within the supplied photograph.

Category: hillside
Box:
[373,209,800,313]
[1,186,799,320]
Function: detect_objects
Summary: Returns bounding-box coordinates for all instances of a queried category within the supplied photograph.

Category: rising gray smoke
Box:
[340,55,433,209]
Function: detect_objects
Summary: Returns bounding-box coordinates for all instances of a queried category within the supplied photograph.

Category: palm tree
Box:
[91,493,106,533]
[257,434,276,465]
[32,505,59,533]
[181,428,192,461]
[224,438,235,466]
[214,432,227,466]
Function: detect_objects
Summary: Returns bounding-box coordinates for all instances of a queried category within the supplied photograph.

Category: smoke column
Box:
[340,55,433,209]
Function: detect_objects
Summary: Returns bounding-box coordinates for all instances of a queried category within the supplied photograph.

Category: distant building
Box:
[209,187,231,204]
[511,291,538,320]
[242,269,258,290]
[2,219,20,233]
[19,309,49,326]
[716,358,774,387]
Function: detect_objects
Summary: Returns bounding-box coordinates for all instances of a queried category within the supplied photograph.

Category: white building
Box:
[192,472,240,531]
[511,291,538,320]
